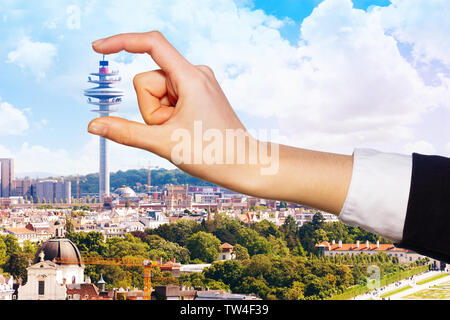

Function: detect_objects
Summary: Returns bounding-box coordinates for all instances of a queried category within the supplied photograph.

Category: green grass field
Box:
[416,273,448,285]
[431,280,450,290]
[380,286,412,298]
[403,276,450,300]
[404,288,450,300]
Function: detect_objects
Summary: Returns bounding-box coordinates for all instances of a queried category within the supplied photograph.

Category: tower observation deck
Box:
[84,56,123,202]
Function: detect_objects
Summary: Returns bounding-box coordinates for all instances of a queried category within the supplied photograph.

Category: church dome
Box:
[34,238,83,266]
[114,186,137,198]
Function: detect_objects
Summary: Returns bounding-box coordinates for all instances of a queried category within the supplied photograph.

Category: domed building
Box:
[114,186,137,198]
[18,221,86,300]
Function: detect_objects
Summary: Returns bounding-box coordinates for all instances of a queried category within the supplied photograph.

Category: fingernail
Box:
[88,122,107,136]
[92,38,105,48]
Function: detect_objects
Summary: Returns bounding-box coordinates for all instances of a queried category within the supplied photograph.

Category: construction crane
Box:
[147,163,159,194]
[55,256,173,300]
[65,175,87,201]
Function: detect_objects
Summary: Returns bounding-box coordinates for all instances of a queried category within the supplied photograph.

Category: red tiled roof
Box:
[221,243,234,249]
[315,241,411,252]
[66,283,105,300]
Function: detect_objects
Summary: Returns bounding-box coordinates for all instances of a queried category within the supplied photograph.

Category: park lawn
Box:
[380,286,412,299]
[436,280,450,287]
[404,288,450,300]
[432,283,450,289]
[416,273,449,285]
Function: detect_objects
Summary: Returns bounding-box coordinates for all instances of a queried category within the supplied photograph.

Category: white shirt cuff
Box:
[338,148,413,242]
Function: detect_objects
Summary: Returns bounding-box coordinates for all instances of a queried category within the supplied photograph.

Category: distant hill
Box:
[16,171,63,179]
[69,168,217,195]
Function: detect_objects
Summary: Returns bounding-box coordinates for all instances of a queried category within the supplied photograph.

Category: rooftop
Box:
[315,241,412,252]
[5,227,35,234]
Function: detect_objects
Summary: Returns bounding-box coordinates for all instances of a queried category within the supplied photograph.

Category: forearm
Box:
[241,143,353,215]
[193,141,354,215]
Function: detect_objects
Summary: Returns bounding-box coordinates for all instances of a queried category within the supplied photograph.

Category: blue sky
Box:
[252,0,391,42]
[0,0,449,176]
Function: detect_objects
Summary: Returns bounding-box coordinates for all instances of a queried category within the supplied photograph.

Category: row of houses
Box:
[315,240,447,270]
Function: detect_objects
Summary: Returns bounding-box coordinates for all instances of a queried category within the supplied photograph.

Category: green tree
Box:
[104,234,149,259]
[3,235,21,256]
[148,219,202,246]
[65,218,75,234]
[0,237,7,265]
[3,252,33,284]
[203,260,245,290]
[186,232,221,263]
[146,237,190,264]
[284,281,305,300]
[233,244,250,260]
[236,276,270,299]
[280,215,300,250]
[246,254,273,279]
[237,229,271,256]
[22,240,39,255]
[251,220,282,238]
[267,235,290,257]
[66,231,106,254]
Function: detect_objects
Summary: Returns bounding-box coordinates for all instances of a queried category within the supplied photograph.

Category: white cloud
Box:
[6,37,58,79]
[0,100,29,136]
[1,138,173,176]
[74,0,449,157]
[171,0,448,154]
[379,0,450,67]
[0,144,13,158]
[402,140,436,155]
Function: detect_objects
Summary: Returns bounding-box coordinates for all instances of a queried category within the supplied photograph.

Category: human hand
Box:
[88,31,264,194]
[89,31,353,214]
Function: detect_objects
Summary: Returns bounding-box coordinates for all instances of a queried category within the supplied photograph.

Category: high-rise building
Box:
[55,180,71,203]
[12,179,32,197]
[0,158,14,198]
[35,180,55,202]
[35,179,71,203]
[85,56,123,202]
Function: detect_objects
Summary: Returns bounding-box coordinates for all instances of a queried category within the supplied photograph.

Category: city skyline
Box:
[1,1,449,302]
[0,0,449,177]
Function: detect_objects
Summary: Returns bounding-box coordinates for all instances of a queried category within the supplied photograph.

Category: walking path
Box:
[389,272,450,300]
[354,271,450,300]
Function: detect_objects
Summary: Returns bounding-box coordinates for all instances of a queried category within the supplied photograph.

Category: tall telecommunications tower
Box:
[84,56,123,202]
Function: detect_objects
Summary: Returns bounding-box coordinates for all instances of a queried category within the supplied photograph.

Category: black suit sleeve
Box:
[397,153,450,263]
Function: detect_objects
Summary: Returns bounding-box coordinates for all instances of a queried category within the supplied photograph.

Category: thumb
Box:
[88,116,166,157]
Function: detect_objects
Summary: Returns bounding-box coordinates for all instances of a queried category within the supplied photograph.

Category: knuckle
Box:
[192,70,218,93]
[148,30,164,42]
[133,72,145,89]
[197,65,214,77]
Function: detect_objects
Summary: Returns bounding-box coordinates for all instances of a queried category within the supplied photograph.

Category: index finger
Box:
[92,31,194,76]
